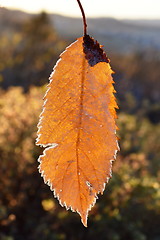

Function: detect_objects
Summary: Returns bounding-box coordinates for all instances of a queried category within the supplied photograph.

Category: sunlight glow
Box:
[1,0,160,19]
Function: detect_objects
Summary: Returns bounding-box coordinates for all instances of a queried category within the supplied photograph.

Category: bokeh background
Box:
[0,1,160,239]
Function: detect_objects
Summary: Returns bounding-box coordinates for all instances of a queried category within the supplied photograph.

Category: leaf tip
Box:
[81,215,88,227]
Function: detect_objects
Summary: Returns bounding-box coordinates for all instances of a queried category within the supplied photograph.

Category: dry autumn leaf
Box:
[36,34,119,226]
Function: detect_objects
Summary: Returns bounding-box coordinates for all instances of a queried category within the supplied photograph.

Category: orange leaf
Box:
[36,35,119,227]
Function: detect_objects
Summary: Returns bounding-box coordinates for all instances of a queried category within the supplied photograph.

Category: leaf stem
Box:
[76,0,87,36]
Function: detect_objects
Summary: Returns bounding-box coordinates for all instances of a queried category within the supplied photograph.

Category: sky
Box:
[0,0,160,19]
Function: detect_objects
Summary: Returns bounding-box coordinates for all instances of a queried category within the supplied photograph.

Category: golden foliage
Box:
[36,35,119,226]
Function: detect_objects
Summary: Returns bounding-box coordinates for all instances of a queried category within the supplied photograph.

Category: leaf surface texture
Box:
[37,35,119,226]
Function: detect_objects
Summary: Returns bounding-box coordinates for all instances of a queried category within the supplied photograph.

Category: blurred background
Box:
[0,1,160,239]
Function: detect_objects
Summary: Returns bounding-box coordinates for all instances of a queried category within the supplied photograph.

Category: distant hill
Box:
[0,7,31,30]
[123,19,160,28]
[1,8,160,54]
[51,15,160,54]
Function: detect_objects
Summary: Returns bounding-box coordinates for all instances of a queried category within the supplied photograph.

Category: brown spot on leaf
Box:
[83,34,109,66]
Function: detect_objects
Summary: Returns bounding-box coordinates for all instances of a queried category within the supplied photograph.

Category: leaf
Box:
[36,35,119,227]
